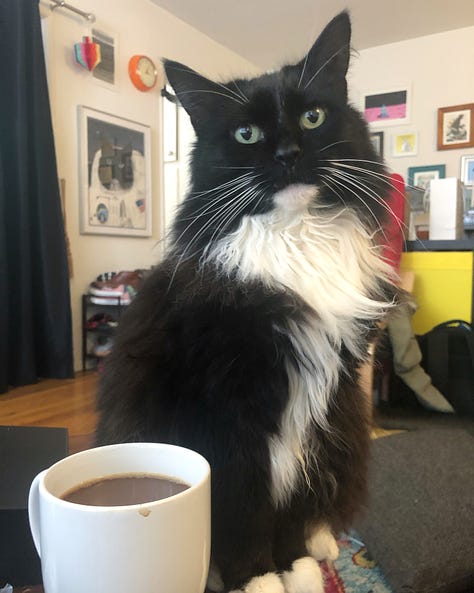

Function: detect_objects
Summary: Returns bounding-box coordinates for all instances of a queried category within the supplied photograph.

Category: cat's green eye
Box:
[300,107,326,130]
[234,124,264,144]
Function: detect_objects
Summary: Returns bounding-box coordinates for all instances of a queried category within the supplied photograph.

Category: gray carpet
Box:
[354,428,474,593]
[374,406,474,435]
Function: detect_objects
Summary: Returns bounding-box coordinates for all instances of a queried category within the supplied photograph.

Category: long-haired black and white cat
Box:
[97,11,399,593]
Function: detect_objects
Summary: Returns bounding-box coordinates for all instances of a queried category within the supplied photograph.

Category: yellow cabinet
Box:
[400,251,473,334]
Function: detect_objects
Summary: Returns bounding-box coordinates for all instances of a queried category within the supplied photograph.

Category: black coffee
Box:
[61,473,190,506]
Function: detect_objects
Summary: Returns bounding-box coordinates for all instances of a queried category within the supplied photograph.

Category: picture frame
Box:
[362,85,411,128]
[407,165,446,190]
[392,130,418,157]
[437,103,474,150]
[370,131,384,158]
[78,106,152,237]
[91,27,119,90]
[461,154,474,186]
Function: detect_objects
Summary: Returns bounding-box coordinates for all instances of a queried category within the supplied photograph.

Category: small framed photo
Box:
[91,27,119,90]
[78,106,152,237]
[407,165,446,190]
[392,130,418,157]
[437,103,474,150]
[370,131,384,158]
[461,155,474,186]
[363,85,410,127]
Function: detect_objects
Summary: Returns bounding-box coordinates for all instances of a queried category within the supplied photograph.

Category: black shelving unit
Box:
[405,239,474,252]
[81,294,128,371]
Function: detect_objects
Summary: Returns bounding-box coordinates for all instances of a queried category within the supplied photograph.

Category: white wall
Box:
[348,26,474,181]
[41,4,473,371]
[40,0,257,371]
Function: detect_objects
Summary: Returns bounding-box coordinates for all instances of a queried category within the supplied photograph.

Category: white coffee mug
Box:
[28,442,211,593]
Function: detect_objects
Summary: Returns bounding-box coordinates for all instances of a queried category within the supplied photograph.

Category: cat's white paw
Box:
[240,572,285,593]
[306,524,339,562]
[282,556,324,593]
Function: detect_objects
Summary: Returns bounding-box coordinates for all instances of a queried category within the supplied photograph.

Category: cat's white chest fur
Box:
[204,184,392,506]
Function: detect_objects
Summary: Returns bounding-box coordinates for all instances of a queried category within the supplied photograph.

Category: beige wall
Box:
[348,25,474,179]
[40,0,257,371]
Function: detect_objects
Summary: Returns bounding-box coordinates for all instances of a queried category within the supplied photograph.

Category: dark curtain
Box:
[0,0,74,393]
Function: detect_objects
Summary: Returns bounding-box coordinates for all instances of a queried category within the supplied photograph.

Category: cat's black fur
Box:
[96,12,399,592]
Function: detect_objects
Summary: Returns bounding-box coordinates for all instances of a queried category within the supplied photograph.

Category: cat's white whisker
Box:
[322,156,417,191]
[303,44,349,90]
[174,184,256,249]
[318,140,353,153]
[322,167,385,213]
[215,80,249,103]
[167,177,265,289]
[330,160,407,231]
[297,51,310,89]
[212,166,260,170]
[203,184,269,259]
[320,167,389,241]
[164,63,247,105]
[176,88,245,106]
[319,168,384,234]
[318,175,350,210]
[321,157,385,167]
[324,165,406,238]
[324,162,409,241]
[202,188,260,247]
[174,179,268,280]
[183,176,263,219]
[188,172,257,198]
[231,79,249,103]
[323,158,410,192]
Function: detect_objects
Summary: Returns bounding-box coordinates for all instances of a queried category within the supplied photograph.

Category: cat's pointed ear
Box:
[163,59,220,132]
[297,11,351,90]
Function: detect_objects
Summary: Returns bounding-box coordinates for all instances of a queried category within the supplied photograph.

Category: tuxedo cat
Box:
[96,11,399,593]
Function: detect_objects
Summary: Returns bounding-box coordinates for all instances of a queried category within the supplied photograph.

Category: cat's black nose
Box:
[274,143,301,168]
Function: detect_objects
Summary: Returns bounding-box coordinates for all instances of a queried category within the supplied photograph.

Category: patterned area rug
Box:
[322,533,392,593]
[9,534,392,593]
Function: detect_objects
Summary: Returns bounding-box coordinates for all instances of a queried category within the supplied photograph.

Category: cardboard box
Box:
[0,425,68,586]
[429,177,464,240]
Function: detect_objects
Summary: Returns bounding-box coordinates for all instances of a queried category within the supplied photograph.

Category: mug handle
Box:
[28,470,46,556]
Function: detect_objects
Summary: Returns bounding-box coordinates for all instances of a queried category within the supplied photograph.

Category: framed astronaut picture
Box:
[78,106,152,236]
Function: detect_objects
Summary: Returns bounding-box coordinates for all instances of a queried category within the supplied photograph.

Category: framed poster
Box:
[437,104,474,150]
[78,106,152,236]
[392,130,418,157]
[407,165,446,190]
[363,86,410,127]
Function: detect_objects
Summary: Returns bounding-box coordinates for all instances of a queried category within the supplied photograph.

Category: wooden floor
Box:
[0,372,98,454]
[0,374,393,456]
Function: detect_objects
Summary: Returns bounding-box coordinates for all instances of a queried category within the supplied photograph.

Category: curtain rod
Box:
[50,1,96,23]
